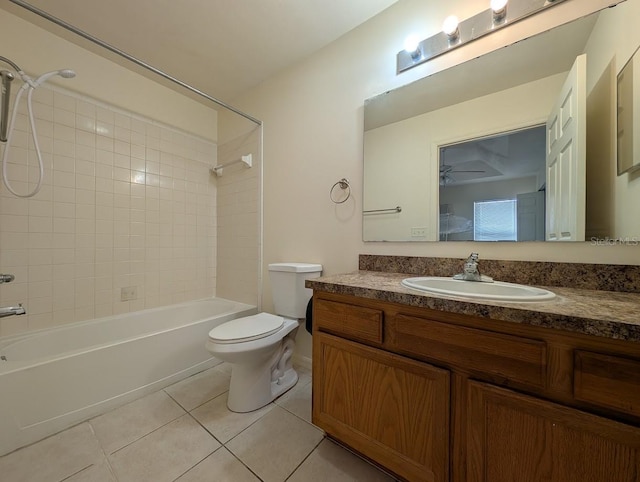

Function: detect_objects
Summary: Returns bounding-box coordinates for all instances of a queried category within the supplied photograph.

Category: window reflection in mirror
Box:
[438,125,546,241]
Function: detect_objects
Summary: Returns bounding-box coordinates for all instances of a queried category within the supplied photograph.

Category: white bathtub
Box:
[0,297,256,456]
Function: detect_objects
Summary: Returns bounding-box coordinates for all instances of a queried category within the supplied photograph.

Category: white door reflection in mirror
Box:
[546,54,586,241]
[516,191,545,241]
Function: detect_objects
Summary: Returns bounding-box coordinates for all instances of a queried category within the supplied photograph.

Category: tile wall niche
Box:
[216,127,262,306]
[0,85,218,336]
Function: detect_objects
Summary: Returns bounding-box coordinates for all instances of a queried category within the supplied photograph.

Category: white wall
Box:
[216,125,262,306]
[230,0,639,360]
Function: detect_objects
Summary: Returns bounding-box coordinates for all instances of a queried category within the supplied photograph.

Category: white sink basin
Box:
[401,277,556,302]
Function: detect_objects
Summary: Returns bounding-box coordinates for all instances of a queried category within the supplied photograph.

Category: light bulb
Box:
[403,34,421,54]
[403,34,422,59]
[491,0,508,12]
[491,0,508,21]
[442,15,460,39]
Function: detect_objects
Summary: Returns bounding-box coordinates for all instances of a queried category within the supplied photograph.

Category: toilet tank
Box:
[268,263,322,318]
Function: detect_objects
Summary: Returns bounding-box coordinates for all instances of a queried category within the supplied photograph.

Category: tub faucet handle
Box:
[0,273,15,284]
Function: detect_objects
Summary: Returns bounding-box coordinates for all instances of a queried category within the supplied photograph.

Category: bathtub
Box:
[0,297,256,456]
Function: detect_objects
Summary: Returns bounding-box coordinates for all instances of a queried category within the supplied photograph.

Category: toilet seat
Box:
[208,313,284,344]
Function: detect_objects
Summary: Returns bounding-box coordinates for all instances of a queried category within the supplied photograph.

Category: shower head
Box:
[33,69,76,87]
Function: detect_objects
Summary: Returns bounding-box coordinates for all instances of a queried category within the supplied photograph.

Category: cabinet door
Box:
[313,332,450,482]
[467,380,640,482]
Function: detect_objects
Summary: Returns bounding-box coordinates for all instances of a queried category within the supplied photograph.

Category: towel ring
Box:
[330,178,351,204]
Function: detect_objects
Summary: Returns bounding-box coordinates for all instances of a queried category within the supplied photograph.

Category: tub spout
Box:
[0,304,26,318]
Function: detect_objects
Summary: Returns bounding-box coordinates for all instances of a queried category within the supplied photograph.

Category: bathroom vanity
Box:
[308,256,640,482]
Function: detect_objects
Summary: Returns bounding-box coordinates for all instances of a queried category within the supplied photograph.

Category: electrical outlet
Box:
[120,286,138,301]
[411,227,427,237]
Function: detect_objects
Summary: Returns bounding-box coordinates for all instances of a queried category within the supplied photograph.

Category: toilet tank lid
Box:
[268,263,322,273]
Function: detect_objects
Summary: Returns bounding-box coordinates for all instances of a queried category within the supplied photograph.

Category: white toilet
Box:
[206,262,322,412]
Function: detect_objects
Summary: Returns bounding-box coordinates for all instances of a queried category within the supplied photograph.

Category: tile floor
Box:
[0,362,396,482]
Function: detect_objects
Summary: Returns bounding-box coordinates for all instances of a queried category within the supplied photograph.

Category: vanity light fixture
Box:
[397,0,567,73]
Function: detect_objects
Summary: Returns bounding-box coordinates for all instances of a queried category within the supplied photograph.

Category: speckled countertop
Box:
[307,270,640,343]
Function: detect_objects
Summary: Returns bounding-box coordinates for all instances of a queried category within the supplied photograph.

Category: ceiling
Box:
[4,0,399,103]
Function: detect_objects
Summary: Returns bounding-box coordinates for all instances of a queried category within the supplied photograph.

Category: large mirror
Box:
[363,2,640,242]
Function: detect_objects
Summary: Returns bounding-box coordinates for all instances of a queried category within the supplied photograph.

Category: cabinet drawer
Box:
[390,314,547,389]
[574,350,640,417]
[314,299,383,344]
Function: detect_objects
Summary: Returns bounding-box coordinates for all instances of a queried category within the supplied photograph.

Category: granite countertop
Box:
[307,270,640,343]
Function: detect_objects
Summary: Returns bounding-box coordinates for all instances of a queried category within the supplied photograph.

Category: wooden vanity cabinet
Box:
[314,332,450,482]
[467,381,640,482]
[311,291,640,482]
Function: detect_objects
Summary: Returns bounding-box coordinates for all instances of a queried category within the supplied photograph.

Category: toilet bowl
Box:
[206,313,299,412]
[205,262,322,412]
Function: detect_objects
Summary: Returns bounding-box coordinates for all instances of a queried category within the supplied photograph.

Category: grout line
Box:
[105,408,188,457]
[223,445,266,482]
[85,422,120,481]
[283,435,326,481]
[184,409,223,446]
[181,397,268,482]
[58,463,94,482]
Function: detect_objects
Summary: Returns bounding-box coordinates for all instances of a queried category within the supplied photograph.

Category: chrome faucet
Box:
[453,253,492,282]
[0,304,26,318]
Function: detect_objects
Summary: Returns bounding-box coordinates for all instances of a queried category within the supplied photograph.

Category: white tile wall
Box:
[216,128,261,306]
[0,86,218,336]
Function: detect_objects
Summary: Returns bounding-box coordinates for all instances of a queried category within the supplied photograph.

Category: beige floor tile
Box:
[288,438,396,482]
[90,390,185,454]
[0,423,103,482]
[64,458,117,482]
[295,364,312,386]
[274,378,312,422]
[164,366,231,411]
[108,414,220,482]
[175,447,260,482]
[226,405,324,482]
[191,392,274,443]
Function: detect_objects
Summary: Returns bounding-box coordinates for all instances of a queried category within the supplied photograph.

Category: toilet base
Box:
[226,335,299,413]
[227,365,298,413]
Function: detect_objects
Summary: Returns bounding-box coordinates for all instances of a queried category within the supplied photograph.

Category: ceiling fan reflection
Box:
[439,164,485,186]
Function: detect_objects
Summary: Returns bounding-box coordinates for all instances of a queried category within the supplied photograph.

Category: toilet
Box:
[206,262,322,412]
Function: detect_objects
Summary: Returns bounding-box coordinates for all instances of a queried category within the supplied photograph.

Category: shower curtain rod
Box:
[9,0,263,127]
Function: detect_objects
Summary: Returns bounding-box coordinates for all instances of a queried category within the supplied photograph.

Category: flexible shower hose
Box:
[1,82,45,198]
[1,69,75,198]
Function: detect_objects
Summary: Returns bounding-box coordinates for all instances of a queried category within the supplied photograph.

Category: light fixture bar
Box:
[397,0,567,74]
